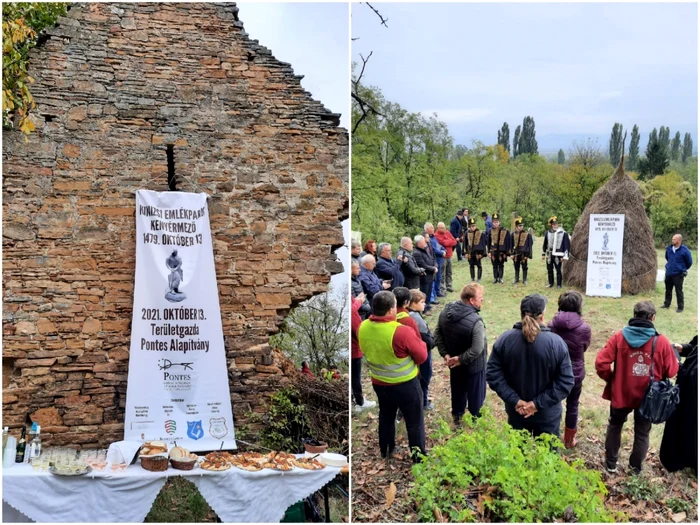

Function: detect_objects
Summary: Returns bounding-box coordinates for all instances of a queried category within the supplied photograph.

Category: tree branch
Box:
[365,2,388,27]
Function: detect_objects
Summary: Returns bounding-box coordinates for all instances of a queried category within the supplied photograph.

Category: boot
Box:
[470,265,475,281]
[563,427,577,449]
[522,267,528,285]
[513,265,520,284]
[477,266,482,282]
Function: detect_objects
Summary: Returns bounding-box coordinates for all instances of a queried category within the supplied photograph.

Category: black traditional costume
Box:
[510,217,533,284]
[465,218,487,282]
[487,213,512,284]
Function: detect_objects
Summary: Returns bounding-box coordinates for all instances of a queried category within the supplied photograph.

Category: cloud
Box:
[420,108,492,123]
[600,90,623,100]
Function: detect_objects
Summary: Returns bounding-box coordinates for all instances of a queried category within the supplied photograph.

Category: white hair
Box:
[360,254,376,266]
[400,236,412,248]
[414,235,425,245]
[424,222,433,231]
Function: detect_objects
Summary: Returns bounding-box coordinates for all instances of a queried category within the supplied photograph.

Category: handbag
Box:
[638,336,681,423]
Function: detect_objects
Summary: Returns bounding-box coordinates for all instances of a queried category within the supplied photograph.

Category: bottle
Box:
[29,426,41,463]
[15,426,26,463]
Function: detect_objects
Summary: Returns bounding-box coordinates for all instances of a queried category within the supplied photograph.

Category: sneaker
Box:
[424,402,435,411]
[606,464,618,474]
[676,308,684,313]
[557,285,562,289]
[661,304,670,309]
[546,283,553,288]
[353,400,377,413]
[396,411,404,423]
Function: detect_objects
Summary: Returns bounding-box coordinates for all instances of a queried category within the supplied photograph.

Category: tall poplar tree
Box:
[628,125,640,171]
[670,131,681,161]
[557,149,565,164]
[608,122,624,166]
[682,133,694,163]
[519,116,538,155]
[497,122,510,154]
[513,125,521,158]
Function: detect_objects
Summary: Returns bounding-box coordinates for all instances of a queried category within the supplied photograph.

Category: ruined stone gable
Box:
[2,3,348,446]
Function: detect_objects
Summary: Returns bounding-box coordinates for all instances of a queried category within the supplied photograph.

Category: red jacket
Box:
[364,314,427,386]
[595,330,679,409]
[351,297,363,359]
[301,365,314,378]
[435,230,458,258]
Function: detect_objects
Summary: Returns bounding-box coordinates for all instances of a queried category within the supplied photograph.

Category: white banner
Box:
[586,214,625,298]
[124,190,236,451]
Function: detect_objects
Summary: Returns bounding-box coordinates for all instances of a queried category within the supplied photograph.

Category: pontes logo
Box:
[164,420,177,434]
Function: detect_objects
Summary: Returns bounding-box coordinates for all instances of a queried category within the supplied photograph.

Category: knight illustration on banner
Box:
[542,215,571,289]
[486,212,512,284]
[510,217,533,285]
[465,217,487,282]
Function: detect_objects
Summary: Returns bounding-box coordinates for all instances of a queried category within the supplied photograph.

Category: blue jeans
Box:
[432,259,444,298]
[419,351,433,406]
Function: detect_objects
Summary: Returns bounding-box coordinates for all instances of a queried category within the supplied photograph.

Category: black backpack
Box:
[638,336,681,423]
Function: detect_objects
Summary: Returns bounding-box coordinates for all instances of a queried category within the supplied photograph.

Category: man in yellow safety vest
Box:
[358,291,428,461]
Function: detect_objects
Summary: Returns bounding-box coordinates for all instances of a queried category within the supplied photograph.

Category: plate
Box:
[319,453,348,467]
[49,465,93,476]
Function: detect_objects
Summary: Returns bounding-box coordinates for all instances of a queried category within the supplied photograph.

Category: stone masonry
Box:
[2,3,348,446]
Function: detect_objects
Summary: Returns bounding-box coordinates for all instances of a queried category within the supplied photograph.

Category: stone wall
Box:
[2,3,348,446]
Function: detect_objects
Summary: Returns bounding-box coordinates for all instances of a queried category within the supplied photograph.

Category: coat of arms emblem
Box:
[209,417,228,439]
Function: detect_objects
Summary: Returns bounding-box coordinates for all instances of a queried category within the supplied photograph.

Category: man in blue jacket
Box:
[424,223,446,301]
[375,242,405,290]
[450,210,465,261]
[481,211,493,234]
[359,255,391,302]
[662,234,693,313]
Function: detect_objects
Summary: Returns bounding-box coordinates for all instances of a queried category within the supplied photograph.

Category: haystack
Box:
[564,157,657,294]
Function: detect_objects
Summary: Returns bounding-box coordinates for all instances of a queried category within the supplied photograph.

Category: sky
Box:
[239,2,350,297]
[352,2,698,154]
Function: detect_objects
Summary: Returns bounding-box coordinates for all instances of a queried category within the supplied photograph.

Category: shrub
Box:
[411,408,616,523]
[257,387,310,453]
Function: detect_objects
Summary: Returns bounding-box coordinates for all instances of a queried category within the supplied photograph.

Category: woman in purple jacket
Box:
[548,291,591,448]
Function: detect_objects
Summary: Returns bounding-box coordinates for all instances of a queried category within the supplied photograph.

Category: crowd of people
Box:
[351,282,697,475]
[351,209,578,320]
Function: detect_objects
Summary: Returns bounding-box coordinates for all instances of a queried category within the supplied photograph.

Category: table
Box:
[2,461,342,523]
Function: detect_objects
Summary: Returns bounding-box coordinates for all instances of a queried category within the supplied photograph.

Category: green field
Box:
[351,243,698,522]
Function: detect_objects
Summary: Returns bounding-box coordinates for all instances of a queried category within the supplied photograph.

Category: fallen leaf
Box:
[433,508,444,522]
[385,482,397,508]
[672,512,686,523]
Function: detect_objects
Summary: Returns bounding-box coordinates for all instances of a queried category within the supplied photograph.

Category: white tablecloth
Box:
[2,461,341,523]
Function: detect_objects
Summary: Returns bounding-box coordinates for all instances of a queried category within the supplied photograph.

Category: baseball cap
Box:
[520,294,548,316]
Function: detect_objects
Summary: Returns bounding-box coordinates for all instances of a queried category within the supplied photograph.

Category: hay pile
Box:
[297,375,349,454]
[564,157,657,294]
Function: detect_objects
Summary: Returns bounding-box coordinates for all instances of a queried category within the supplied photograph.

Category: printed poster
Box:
[586,214,625,298]
[124,190,236,451]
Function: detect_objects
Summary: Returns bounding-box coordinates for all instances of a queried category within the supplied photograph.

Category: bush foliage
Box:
[410,409,617,523]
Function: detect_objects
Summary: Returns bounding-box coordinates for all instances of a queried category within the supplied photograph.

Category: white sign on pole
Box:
[586,214,625,298]
[124,190,236,451]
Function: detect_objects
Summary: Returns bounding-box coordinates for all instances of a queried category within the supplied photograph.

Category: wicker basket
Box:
[170,458,196,471]
[140,455,169,472]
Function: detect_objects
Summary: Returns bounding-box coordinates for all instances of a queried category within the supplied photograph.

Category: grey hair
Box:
[350,239,361,250]
[351,260,360,268]
[377,242,391,256]
[424,222,433,231]
[414,235,425,245]
[360,254,376,266]
[400,236,412,248]
[633,300,656,320]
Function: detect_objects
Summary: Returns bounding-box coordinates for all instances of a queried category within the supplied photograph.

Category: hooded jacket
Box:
[434,302,487,375]
[486,323,574,423]
[548,311,591,383]
[595,318,679,409]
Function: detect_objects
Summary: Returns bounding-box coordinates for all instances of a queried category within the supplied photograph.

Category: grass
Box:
[351,241,698,522]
